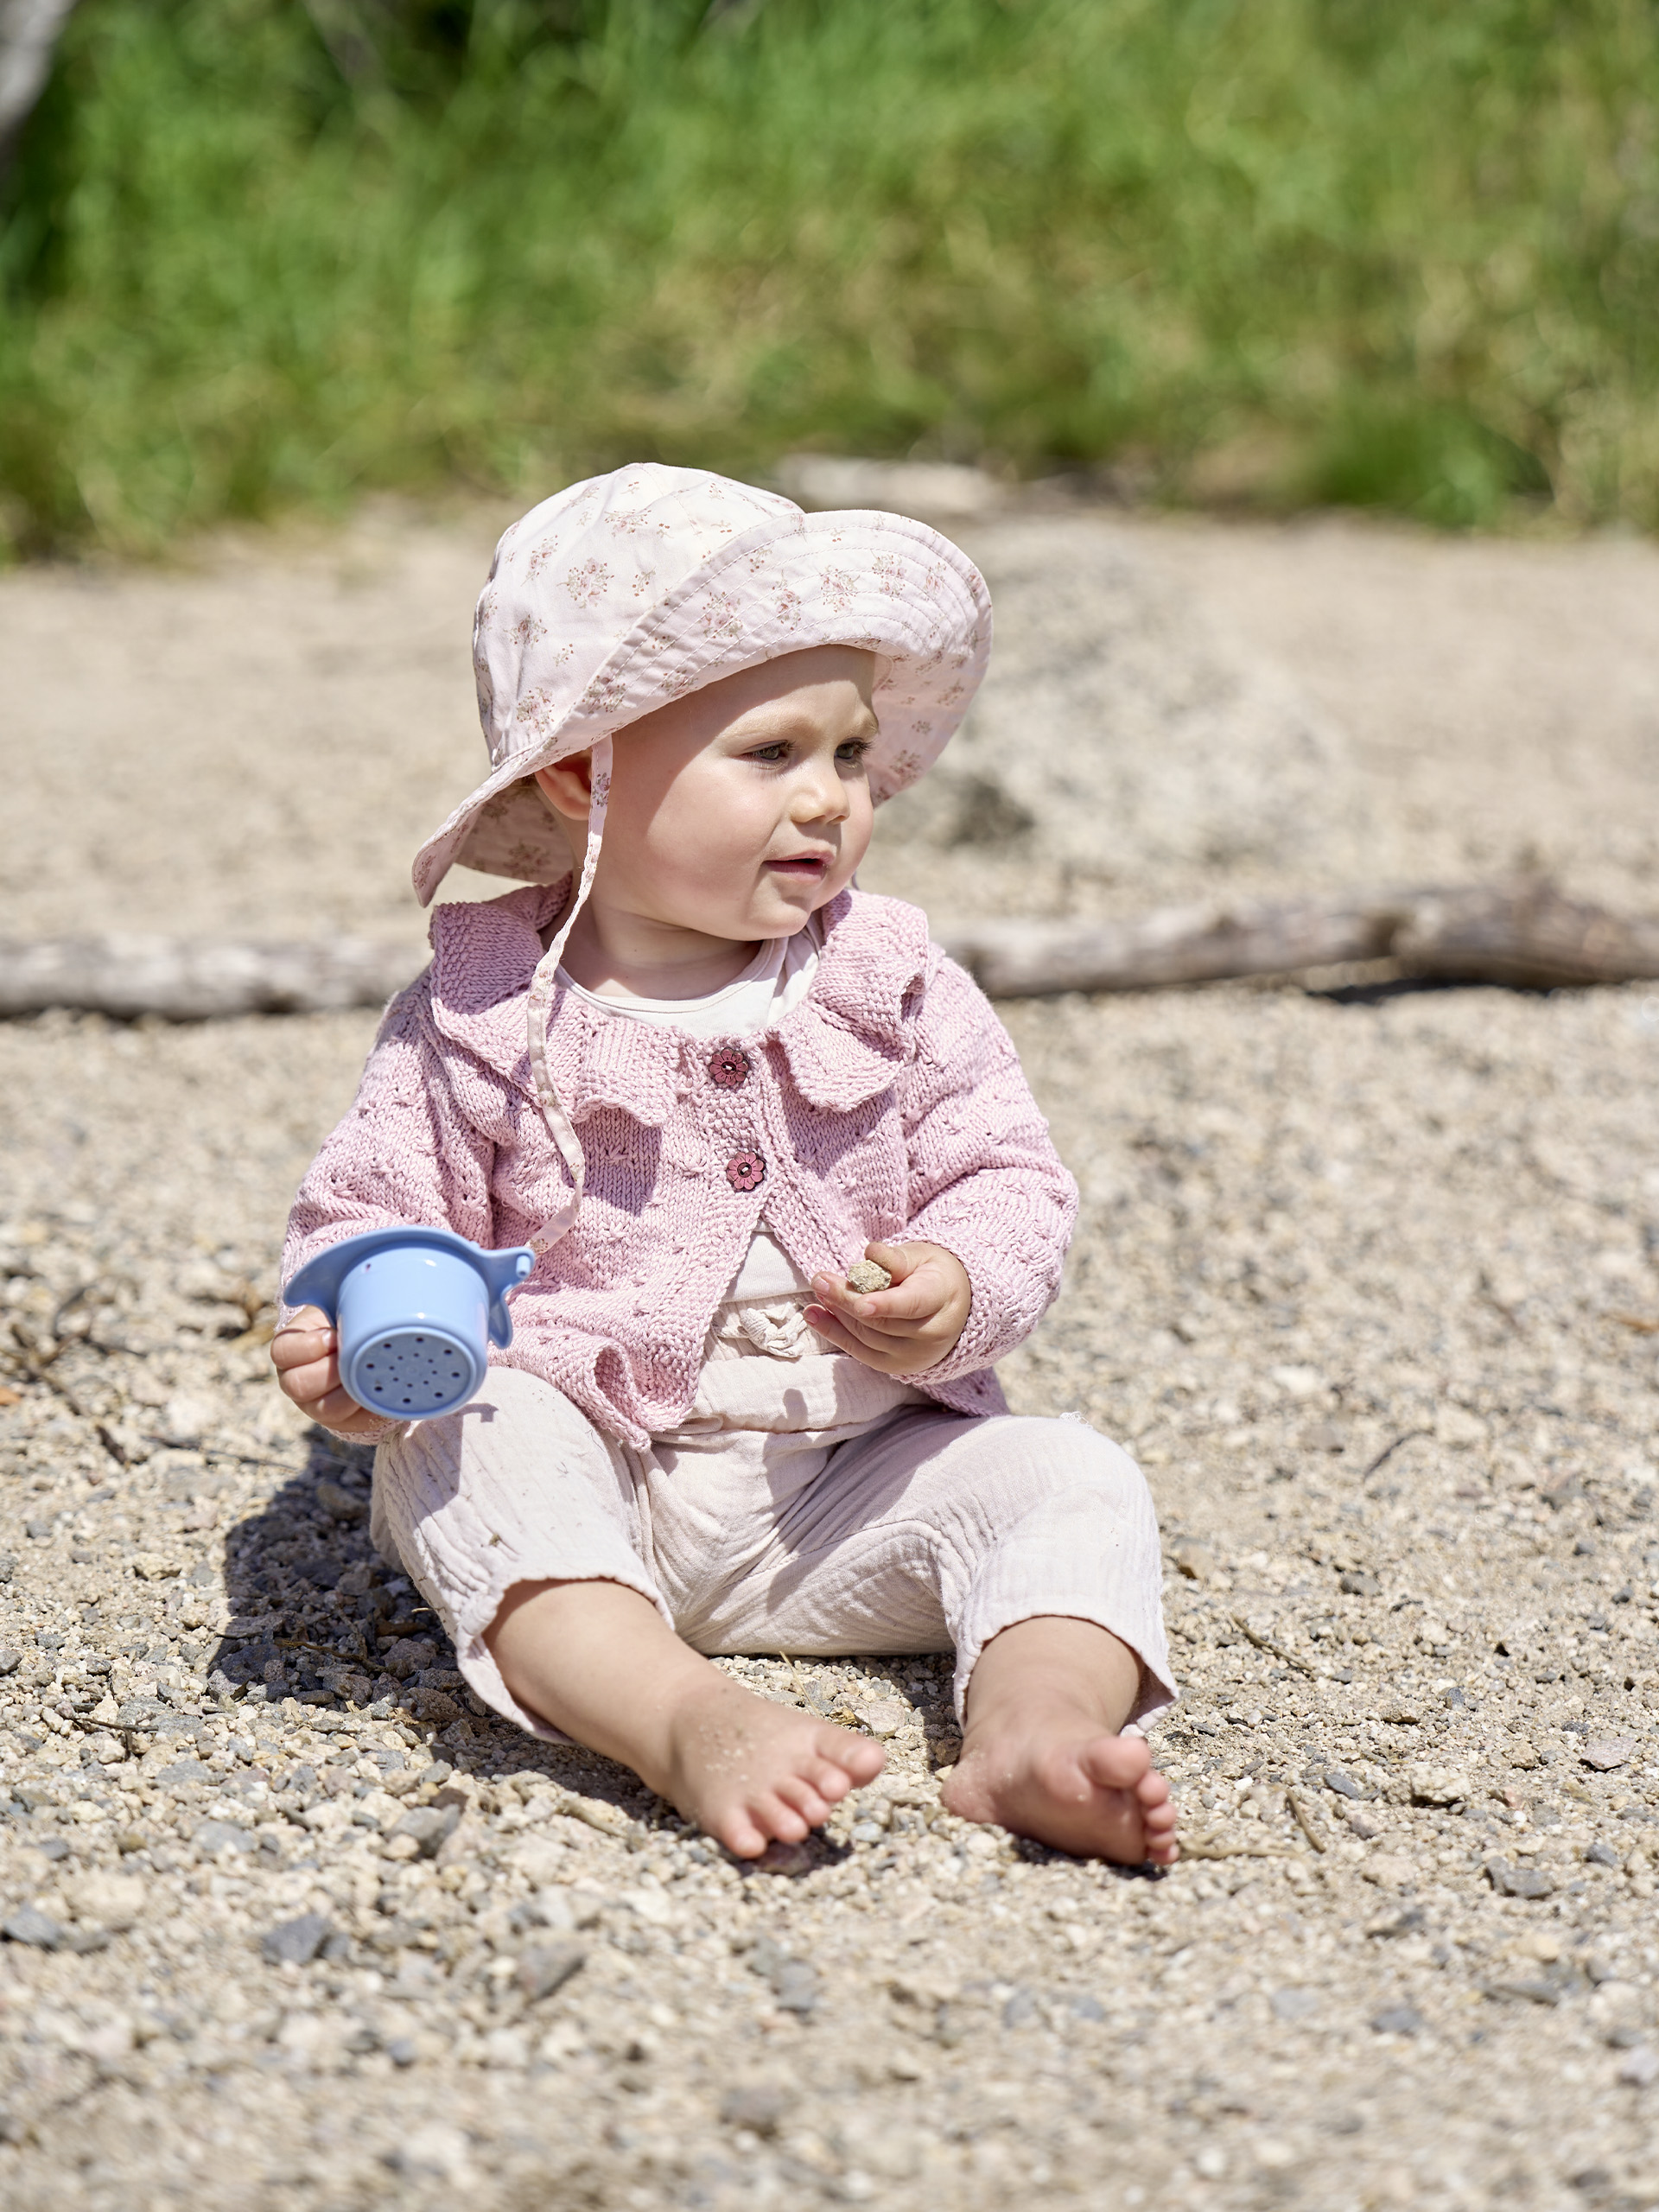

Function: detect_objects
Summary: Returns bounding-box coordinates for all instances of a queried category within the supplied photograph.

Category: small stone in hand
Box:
[846,1259,893,1296]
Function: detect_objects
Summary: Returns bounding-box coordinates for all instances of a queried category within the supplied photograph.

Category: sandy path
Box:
[1143,515,1659,912]
[6,505,1656,941]
[0,511,1656,2212]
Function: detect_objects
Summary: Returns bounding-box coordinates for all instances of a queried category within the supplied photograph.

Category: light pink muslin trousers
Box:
[372,1307,1176,1741]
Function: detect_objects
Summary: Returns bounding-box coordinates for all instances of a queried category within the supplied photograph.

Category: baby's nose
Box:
[791,763,848,822]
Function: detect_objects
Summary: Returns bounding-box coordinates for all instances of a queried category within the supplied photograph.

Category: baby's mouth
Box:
[766,853,830,880]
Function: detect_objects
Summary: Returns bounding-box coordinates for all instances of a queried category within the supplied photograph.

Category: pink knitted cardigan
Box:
[282,881,1077,1447]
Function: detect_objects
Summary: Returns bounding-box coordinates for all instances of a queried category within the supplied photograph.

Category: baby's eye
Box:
[836,739,873,765]
[743,742,791,764]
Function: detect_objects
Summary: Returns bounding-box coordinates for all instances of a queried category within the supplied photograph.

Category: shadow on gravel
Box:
[194,1432,958,1862]
[1306,974,1555,1007]
[206,1429,463,1722]
[199,1431,664,1824]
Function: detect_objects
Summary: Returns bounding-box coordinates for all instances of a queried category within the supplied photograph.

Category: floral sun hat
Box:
[415,463,991,904]
[412,463,993,1250]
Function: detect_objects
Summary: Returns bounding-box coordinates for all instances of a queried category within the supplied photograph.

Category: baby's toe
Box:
[802,1751,858,1805]
[715,1806,772,1859]
[827,1732,886,1785]
[753,1792,812,1843]
[1078,1731,1151,1793]
[1135,1766,1171,1810]
[774,1773,834,1827]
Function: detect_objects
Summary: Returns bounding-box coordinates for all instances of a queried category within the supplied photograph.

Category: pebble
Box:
[845,1260,893,1295]
[2,1907,64,1950]
[771,1960,821,2016]
[854,1699,907,1738]
[1361,1855,1418,1891]
[260,1913,334,1967]
[1271,1988,1320,2022]
[749,1840,812,1876]
[1618,2047,1659,2089]
[391,1804,461,1858]
[1487,1861,1556,1901]
[1407,1764,1471,1807]
[720,2083,793,2136]
[194,1819,256,1857]
[1582,1739,1636,1772]
[515,1944,586,2003]
[65,1873,147,1930]
[385,2122,473,2183]
[748,1936,820,2015]
[1371,2006,1424,2037]
[314,1478,367,1522]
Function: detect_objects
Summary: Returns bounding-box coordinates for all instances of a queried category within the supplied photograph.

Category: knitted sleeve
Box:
[279,981,499,1305]
[899,949,1078,1382]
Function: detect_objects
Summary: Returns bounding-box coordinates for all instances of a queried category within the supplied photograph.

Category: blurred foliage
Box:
[1,0,1656,554]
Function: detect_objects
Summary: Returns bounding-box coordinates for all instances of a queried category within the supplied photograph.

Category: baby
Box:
[274,466,1177,1866]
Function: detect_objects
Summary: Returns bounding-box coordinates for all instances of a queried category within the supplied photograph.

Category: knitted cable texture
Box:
[282,885,1077,1448]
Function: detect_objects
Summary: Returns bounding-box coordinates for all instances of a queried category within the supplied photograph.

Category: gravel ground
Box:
[2,509,1658,2212]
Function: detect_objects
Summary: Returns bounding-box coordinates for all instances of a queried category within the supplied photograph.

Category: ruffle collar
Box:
[421,881,929,1124]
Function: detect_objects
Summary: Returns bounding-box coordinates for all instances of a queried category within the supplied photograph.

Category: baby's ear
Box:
[533,753,594,819]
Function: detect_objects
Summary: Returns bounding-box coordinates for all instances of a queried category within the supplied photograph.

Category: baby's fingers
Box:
[848,1275,940,1328]
[271,1315,346,1405]
[271,1309,334,1371]
[804,1304,893,1369]
[284,1356,345,1408]
[809,1271,934,1334]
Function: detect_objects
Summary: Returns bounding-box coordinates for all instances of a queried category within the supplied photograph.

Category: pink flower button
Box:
[708,1046,749,1090]
[725,1149,766,1193]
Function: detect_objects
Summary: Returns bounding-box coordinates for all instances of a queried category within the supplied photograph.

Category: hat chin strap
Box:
[524,734,612,1253]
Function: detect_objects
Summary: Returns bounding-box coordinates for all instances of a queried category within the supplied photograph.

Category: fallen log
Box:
[1,881,1656,1020]
[938,880,1659,998]
[0,934,425,1020]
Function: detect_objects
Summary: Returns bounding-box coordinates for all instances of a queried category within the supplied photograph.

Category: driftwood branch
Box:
[0,935,424,1020]
[0,882,1656,1020]
[938,881,1659,998]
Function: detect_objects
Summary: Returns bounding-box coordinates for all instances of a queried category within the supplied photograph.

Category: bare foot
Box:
[942,1616,1179,1865]
[658,1671,886,1859]
[944,1703,1177,1863]
[484,1578,885,1859]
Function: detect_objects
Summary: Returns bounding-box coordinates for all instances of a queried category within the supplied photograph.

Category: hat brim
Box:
[413,509,990,906]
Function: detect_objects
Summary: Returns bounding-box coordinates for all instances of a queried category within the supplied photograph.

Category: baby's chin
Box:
[747,881,849,932]
[663,866,856,943]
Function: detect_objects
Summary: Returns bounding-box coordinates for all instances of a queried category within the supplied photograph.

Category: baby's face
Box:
[539,645,879,942]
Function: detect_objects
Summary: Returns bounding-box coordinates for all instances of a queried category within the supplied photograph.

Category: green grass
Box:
[3,0,1657,555]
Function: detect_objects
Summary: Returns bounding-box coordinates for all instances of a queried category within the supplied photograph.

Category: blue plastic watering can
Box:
[283,1226,536,1421]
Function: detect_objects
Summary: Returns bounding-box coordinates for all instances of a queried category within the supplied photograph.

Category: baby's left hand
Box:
[806,1242,972,1376]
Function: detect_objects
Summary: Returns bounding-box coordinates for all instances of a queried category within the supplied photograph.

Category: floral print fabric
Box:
[413,464,993,907]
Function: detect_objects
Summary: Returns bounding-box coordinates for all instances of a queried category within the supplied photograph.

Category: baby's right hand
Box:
[270,1306,391,1439]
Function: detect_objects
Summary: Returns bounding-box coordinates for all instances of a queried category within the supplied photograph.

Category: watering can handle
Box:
[485,1249,537,1348]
